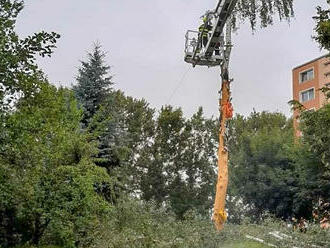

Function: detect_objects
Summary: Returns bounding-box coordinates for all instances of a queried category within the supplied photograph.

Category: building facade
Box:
[292,54,330,137]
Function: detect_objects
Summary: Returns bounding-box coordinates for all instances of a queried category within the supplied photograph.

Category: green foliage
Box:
[319,85,330,100]
[90,90,155,172]
[239,217,330,248]
[287,143,320,218]
[0,3,112,246]
[73,43,113,127]
[93,199,329,248]
[71,45,125,205]
[134,106,217,218]
[0,84,113,247]
[93,199,230,248]
[90,102,218,219]
[294,104,330,216]
[288,99,306,112]
[227,111,300,221]
[301,104,330,170]
[89,91,129,173]
[226,106,330,223]
[85,90,156,205]
[140,106,187,206]
[313,0,330,50]
[171,107,217,217]
[222,241,268,248]
[0,0,60,111]
[233,0,294,30]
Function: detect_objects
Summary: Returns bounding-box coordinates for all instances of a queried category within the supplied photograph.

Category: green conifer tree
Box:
[73,43,113,127]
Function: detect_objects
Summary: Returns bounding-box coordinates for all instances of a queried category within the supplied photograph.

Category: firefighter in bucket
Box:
[198,16,213,51]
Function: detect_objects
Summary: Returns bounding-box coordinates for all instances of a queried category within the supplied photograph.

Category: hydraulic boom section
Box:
[184,0,238,67]
[204,0,238,58]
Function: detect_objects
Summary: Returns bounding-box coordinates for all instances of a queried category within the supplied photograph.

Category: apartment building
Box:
[292,54,330,137]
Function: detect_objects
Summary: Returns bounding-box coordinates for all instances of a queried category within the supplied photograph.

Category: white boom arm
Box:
[203,0,238,58]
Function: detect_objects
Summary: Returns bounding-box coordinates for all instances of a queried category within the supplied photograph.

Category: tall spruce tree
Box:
[72,44,123,203]
[73,43,113,127]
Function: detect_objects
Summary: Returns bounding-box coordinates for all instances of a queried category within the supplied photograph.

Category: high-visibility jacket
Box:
[199,23,210,37]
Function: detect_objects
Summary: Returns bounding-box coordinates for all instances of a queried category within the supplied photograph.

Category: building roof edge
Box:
[292,54,330,71]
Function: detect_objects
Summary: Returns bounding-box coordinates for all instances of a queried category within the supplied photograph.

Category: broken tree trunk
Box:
[212,67,231,231]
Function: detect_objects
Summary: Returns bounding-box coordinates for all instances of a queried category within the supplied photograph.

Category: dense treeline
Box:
[227,111,330,223]
[0,0,329,247]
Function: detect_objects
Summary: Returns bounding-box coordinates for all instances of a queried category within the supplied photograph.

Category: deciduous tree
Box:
[227,111,300,221]
[234,0,294,30]
[313,0,330,50]
[0,0,60,112]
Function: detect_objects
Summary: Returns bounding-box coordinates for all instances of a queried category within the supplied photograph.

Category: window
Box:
[300,68,314,83]
[300,88,315,102]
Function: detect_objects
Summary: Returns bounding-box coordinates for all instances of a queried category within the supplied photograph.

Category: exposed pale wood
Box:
[213,77,230,231]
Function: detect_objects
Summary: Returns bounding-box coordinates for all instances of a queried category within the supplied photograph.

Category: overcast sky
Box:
[16,0,328,118]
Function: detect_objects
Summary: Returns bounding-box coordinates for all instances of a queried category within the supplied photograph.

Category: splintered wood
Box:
[212,79,231,231]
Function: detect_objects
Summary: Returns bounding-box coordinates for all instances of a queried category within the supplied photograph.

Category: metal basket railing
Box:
[185,30,202,56]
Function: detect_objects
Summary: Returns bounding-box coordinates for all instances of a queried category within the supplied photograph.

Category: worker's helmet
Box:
[203,16,207,23]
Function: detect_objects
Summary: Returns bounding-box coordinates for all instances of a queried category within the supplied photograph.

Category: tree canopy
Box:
[0,0,60,112]
[313,0,330,50]
[234,0,294,30]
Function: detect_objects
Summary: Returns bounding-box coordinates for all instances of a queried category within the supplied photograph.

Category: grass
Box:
[222,241,269,248]
[16,241,269,248]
